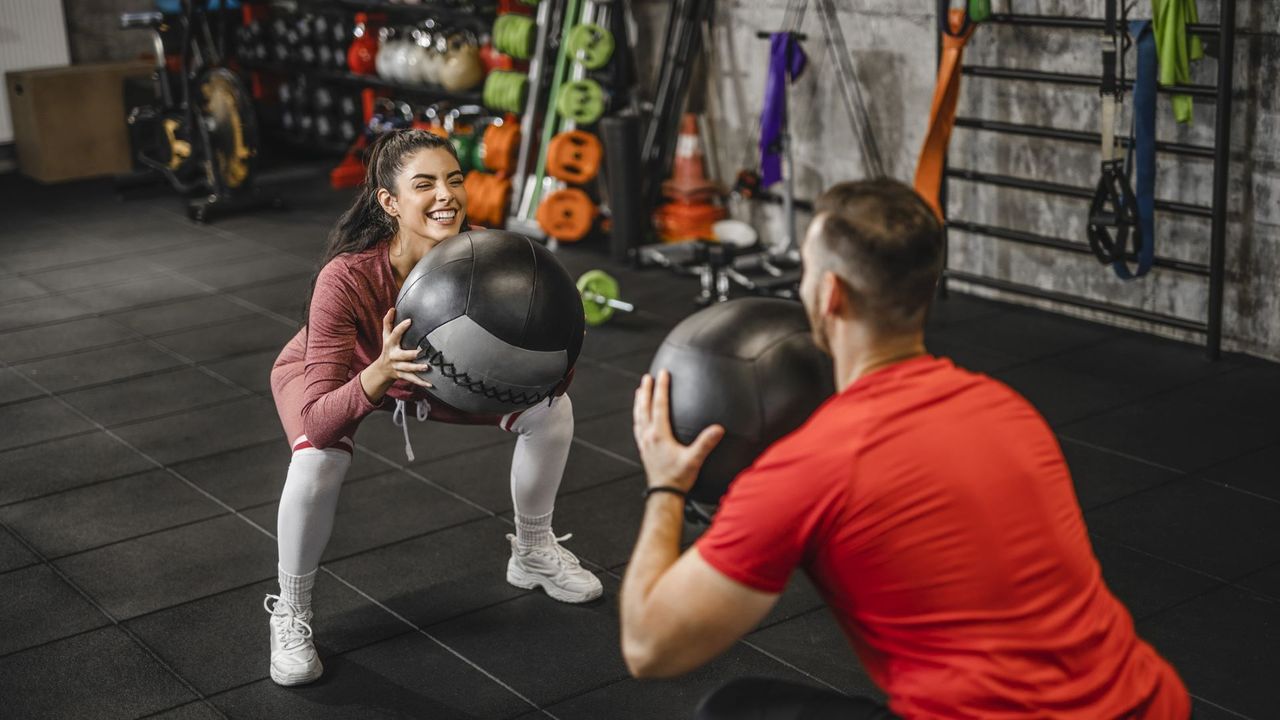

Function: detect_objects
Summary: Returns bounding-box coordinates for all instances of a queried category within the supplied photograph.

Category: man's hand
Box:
[632,370,725,491]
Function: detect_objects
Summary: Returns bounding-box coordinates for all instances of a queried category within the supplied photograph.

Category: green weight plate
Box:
[451,135,476,172]
[577,269,619,326]
[557,79,605,125]
[566,23,614,70]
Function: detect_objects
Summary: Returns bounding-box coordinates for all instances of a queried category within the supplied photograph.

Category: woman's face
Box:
[387,146,468,244]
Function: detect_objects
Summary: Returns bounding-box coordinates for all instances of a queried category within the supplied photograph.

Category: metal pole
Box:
[1206,0,1236,359]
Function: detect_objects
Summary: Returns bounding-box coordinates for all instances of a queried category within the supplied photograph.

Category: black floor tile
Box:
[573,408,640,464]
[0,241,135,275]
[533,477,645,569]
[0,525,38,573]
[924,331,1024,374]
[171,440,394,510]
[1090,537,1222,620]
[924,292,1007,330]
[203,348,278,393]
[748,608,884,699]
[60,368,249,427]
[140,700,225,720]
[109,294,259,336]
[0,275,49,303]
[995,334,1238,426]
[23,255,170,293]
[0,316,137,363]
[0,469,226,558]
[0,397,96,452]
[127,575,408,696]
[567,363,643,420]
[0,563,109,656]
[0,293,93,333]
[428,575,624,707]
[113,396,284,465]
[0,432,153,505]
[1236,563,1280,602]
[229,276,312,318]
[1060,366,1280,472]
[1086,478,1280,580]
[243,470,487,563]
[55,514,277,620]
[418,436,637,515]
[174,251,313,291]
[324,518,527,628]
[0,366,41,405]
[62,274,208,314]
[1198,442,1280,504]
[759,572,826,629]
[355,413,514,466]
[599,350,654,378]
[14,338,188,392]
[580,316,672,361]
[1060,438,1183,510]
[209,631,533,720]
[146,237,275,271]
[1138,585,1280,720]
[543,644,822,720]
[937,306,1119,363]
[0,627,197,720]
[152,314,297,364]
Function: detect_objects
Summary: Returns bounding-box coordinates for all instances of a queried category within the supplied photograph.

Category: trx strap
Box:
[1086,0,1141,268]
[1114,20,1158,279]
[913,3,977,220]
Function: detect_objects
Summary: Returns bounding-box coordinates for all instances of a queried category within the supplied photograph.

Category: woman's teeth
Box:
[429,209,457,224]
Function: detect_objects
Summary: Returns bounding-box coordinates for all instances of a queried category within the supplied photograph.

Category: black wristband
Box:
[643,486,688,502]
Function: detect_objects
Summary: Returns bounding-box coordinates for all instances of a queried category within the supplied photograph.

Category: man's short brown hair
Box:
[807,179,944,334]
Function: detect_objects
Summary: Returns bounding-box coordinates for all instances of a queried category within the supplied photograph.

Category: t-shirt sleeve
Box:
[299,262,381,447]
[695,442,848,594]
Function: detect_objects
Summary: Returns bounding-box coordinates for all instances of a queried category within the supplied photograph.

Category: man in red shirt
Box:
[620,179,1189,719]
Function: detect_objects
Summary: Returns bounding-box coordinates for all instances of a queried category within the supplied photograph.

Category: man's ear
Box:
[822,271,847,319]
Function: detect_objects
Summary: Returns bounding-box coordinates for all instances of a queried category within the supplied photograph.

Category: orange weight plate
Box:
[536,188,597,242]
[545,130,602,185]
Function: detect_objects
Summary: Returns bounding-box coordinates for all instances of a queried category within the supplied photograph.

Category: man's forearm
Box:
[620,493,685,660]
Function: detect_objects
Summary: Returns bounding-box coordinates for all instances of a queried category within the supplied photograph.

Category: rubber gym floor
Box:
[0,169,1276,720]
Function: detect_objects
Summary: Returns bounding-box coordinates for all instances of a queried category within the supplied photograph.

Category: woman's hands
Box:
[360,308,433,403]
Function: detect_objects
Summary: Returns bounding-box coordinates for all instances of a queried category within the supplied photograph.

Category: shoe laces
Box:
[264,594,314,651]
[509,532,584,569]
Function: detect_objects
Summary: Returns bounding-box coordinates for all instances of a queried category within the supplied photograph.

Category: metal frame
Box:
[937,7,1237,358]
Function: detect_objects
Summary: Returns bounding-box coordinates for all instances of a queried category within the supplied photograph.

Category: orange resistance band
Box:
[913,9,976,221]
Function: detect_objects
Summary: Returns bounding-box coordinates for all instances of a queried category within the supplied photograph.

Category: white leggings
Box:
[276,395,574,576]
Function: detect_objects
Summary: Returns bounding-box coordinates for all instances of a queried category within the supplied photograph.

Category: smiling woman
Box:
[261,128,601,688]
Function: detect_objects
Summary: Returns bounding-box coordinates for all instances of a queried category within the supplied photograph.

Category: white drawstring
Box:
[392,398,431,462]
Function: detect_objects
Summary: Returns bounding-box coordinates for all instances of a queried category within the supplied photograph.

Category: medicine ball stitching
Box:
[417,340,557,406]
[521,237,538,347]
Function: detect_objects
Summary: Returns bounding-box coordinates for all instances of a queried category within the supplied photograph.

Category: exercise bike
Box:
[118,0,272,222]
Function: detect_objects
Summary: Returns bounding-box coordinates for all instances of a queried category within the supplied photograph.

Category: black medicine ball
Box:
[650,298,834,505]
[396,230,585,416]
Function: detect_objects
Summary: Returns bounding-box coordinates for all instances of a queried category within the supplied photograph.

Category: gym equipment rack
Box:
[935,2,1238,359]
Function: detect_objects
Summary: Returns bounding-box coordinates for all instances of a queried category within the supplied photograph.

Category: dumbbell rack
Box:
[236,0,496,156]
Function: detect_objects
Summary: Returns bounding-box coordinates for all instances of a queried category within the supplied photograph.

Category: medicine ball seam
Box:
[521,236,538,347]
[419,340,555,406]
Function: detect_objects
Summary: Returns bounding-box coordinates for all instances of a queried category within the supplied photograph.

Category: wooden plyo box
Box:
[5,61,153,183]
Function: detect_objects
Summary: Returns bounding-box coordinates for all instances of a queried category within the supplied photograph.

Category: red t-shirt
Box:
[696,356,1189,720]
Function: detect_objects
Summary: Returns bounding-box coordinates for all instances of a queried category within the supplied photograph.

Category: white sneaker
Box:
[264,594,323,686]
[506,533,604,604]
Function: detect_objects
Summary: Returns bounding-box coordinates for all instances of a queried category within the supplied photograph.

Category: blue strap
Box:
[1116,20,1157,280]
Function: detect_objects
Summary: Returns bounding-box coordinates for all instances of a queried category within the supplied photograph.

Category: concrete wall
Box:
[63,0,154,65]
[634,0,1280,361]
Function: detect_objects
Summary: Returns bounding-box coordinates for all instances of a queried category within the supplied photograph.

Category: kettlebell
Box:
[439,31,484,92]
[404,28,431,85]
[376,26,399,81]
[347,14,378,76]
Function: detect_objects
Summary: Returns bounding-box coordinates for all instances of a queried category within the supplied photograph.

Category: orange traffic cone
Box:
[655,113,725,241]
[661,114,721,202]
